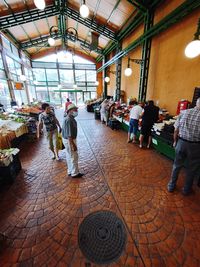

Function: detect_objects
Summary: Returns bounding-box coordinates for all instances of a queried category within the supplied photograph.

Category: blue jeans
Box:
[129,119,139,136]
[168,139,200,192]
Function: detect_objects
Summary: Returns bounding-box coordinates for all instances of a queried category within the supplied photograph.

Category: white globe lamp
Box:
[34,0,45,10]
[124,67,132,77]
[104,76,110,83]
[80,3,89,18]
[48,37,55,46]
[185,40,200,58]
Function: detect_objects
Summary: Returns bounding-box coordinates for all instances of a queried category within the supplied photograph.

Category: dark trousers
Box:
[168,139,200,192]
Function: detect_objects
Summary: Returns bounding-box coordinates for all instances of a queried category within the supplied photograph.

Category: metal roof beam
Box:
[97,0,200,71]
[0,4,117,41]
[64,6,117,41]
[20,33,103,54]
[0,5,59,30]
[127,0,148,13]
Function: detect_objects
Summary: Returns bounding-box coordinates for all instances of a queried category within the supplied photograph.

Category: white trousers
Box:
[62,138,79,176]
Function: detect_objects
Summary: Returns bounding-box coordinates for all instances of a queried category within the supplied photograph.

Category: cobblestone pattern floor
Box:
[0,109,200,267]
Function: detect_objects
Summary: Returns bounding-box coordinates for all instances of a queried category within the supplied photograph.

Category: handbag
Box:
[57,133,65,150]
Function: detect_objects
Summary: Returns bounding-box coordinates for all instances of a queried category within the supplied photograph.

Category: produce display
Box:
[0,148,20,166]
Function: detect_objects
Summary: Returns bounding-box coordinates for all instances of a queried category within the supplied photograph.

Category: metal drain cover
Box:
[78,210,127,265]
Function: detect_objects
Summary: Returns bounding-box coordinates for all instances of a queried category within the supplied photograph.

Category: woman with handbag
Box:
[37,103,62,160]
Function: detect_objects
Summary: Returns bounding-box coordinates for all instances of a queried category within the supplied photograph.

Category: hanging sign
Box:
[15,82,24,90]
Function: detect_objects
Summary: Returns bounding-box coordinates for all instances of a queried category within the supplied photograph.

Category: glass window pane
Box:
[75,70,85,81]
[48,87,61,105]
[15,61,22,76]
[36,86,49,102]
[11,44,19,57]
[46,69,58,81]
[2,35,11,52]
[91,92,97,99]
[86,70,96,81]
[14,89,28,105]
[0,80,11,108]
[0,54,4,69]
[59,69,74,83]
[34,69,46,81]
[84,92,91,101]
[6,56,16,73]
[28,85,36,102]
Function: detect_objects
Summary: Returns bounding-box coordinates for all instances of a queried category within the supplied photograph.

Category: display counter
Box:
[112,114,176,160]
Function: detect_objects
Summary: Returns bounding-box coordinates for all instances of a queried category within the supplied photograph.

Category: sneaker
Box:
[167,184,176,192]
[71,173,84,178]
[167,187,175,193]
[139,144,142,148]
[68,173,71,176]
[52,156,56,160]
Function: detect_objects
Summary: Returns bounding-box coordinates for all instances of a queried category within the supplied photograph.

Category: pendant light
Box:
[34,0,46,10]
[80,0,89,18]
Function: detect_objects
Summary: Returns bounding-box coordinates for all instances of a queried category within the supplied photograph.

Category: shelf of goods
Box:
[0,113,37,149]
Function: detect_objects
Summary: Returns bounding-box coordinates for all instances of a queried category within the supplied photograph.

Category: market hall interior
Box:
[0,108,200,267]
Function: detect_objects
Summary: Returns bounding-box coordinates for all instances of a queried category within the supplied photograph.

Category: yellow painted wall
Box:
[102,1,200,113]
[107,64,116,97]
[147,9,200,114]
[121,46,142,103]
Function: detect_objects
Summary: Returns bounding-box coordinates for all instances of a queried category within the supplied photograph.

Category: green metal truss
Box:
[0,2,117,41]
[20,30,102,54]
[97,0,200,72]
[0,5,59,30]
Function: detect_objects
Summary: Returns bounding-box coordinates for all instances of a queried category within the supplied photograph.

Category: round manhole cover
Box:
[78,210,127,265]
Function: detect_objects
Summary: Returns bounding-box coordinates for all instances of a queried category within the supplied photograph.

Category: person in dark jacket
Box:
[139,100,159,148]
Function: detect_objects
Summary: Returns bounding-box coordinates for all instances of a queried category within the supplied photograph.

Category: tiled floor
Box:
[0,108,200,267]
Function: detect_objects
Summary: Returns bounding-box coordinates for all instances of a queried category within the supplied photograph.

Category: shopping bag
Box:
[57,133,65,150]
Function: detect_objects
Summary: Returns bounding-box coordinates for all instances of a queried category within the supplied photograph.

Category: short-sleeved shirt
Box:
[130,105,143,120]
[174,107,200,142]
[62,114,77,139]
[39,112,57,132]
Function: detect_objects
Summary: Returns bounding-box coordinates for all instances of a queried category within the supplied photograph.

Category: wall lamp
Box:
[124,58,144,77]
[185,18,200,58]
[80,0,90,18]
[104,70,116,83]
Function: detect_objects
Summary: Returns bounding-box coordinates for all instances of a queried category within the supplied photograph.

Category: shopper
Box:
[65,98,72,112]
[100,99,109,124]
[167,98,200,195]
[62,103,83,178]
[139,100,159,148]
[37,103,61,160]
[127,101,143,143]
